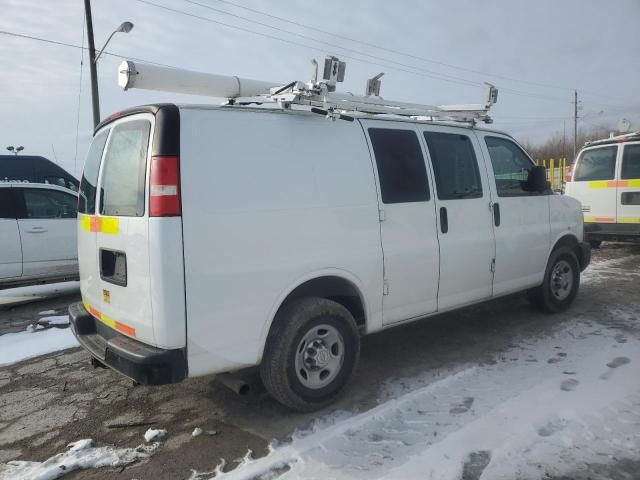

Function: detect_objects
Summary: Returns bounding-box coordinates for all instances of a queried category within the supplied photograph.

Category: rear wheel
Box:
[528,247,580,313]
[260,297,360,412]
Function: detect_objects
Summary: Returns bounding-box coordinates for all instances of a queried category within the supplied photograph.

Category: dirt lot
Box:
[0,244,639,479]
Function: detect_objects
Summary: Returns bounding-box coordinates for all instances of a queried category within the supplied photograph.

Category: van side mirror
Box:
[526,166,549,193]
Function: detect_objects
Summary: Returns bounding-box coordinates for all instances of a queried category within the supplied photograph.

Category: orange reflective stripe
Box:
[83,300,137,337]
[587,179,640,188]
[584,216,615,223]
[79,214,119,234]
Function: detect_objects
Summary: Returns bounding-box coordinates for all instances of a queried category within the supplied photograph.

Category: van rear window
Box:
[573,146,617,182]
[100,120,151,217]
[79,129,109,214]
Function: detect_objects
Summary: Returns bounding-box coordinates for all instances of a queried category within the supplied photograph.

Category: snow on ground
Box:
[0,324,78,366]
[201,315,640,480]
[0,281,79,307]
[144,428,167,443]
[0,438,159,480]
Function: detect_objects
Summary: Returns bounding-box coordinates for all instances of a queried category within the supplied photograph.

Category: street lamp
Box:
[84,0,134,128]
[94,22,134,63]
[6,146,24,156]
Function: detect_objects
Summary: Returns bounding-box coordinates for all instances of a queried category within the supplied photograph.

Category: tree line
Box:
[519,124,620,164]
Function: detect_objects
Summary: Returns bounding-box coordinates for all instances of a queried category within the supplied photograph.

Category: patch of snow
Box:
[0,327,78,367]
[38,310,58,315]
[207,321,640,480]
[192,428,203,437]
[144,428,167,443]
[0,438,158,480]
[38,315,70,327]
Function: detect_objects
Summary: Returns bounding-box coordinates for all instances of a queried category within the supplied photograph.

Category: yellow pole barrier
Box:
[550,158,555,190]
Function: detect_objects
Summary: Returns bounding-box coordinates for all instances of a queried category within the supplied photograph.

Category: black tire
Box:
[528,246,580,313]
[260,297,360,412]
[589,239,602,249]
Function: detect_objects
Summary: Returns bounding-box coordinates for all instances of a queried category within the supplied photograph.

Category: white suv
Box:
[0,183,79,289]
[69,104,590,411]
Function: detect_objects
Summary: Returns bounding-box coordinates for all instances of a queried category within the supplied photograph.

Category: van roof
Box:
[99,103,516,139]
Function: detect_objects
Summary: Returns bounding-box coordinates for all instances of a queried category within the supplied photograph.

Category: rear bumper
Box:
[578,241,591,272]
[68,302,187,385]
[584,222,640,243]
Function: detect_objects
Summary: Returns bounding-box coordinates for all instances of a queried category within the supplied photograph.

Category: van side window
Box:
[79,129,109,214]
[100,120,151,217]
[621,145,640,180]
[484,136,537,197]
[423,132,482,200]
[573,146,617,181]
[0,189,17,219]
[22,189,77,219]
[368,128,430,204]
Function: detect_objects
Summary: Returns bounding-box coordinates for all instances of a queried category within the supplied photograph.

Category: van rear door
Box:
[569,145,618,224]
[80,114,158,345]
[79,107,185,350]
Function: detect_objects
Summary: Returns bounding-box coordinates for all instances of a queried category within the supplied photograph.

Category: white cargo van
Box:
[69,60,590,411]
[565,132,640,247]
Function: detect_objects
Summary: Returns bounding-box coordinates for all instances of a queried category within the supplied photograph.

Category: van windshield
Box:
[78,129,109,214]
[573,146,617,181]
[99,120,151,217]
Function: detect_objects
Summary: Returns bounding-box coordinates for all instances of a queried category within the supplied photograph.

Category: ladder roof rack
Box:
[584,131,640,147]
[118,56,499,125]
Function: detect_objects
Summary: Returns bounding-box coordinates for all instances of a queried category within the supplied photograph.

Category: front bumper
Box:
[584,222,640,243]
[69,302,187,385]
[578,241,591,272]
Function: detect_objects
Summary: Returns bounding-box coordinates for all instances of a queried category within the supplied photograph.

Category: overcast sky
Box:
[1,0,638,177]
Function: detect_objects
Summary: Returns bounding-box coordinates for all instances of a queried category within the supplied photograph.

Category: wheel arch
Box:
[549,233,586,269]
[258,269,368,363]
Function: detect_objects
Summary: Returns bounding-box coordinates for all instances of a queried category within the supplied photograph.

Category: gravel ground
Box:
[0,243,638,480]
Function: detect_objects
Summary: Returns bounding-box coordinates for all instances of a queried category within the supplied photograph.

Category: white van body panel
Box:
[0,218,22,279]
[178,108,382,375]
[549,194,584,246]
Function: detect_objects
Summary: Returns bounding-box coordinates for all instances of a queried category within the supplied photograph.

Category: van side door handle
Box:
[493,203,500,227]
[440,207,448,234]
[26,226,47,233]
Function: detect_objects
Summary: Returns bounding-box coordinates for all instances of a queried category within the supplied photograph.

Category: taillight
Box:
[566,163,575,183]
[149,156,181,217]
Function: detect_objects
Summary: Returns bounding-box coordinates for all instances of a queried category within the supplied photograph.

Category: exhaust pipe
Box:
[217,373,251,396]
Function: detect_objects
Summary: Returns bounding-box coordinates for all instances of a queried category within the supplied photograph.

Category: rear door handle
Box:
[493,203,501,227]
[26,227,47,233]
[440,207,448,234]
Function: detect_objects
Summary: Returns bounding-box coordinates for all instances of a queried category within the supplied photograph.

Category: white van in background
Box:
[565,131,640,248]
[69,102,590,411]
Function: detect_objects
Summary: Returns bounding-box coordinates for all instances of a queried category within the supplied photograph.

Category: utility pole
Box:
[84,0,100,129]
[573,90,578,161]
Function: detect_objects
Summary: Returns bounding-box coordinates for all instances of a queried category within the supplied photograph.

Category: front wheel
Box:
[589,239,602,249]
[260,297,360,412]
[528,247,580,313]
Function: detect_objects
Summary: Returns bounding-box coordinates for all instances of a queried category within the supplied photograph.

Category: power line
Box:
[0,29,178,69]
[138,0,578,103]
[204,0,586,94]
[136,0,490,90]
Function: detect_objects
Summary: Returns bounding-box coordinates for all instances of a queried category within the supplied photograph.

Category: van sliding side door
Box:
[361,120,440,325]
